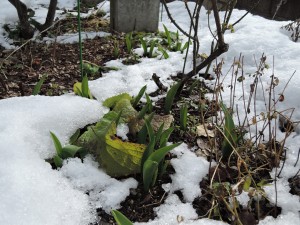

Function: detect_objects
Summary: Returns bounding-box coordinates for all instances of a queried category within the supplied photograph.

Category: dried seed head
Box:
[279,94,284,102]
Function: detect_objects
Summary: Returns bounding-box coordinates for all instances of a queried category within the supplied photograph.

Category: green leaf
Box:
[159,127,174,148]
[148,142,181,163]
[137,113,154,144]
[243,176,251,191]
[53,155,63,168]
[125,32,133,54]
[149,41,156,57]
[141,137,155,171]
[32,74,47,95]
[180,41,190,53]
[82,75,89,98]
[220,102,238,159]
[158,160,169,178]
[103,93,132,108]
[74,83,83,96]
[76,111,146,177]
[113,98,137,122]
[137,103,149,120]
[257,179,271,187]
[73,79,92,99]
[143,159,158,191]
[164,81,182,114]
[158,46,169,59]
[115,110,123,126]
[69,129,81,144]
[142,143,180,191]
[83,63,99,75]
[140,37,148,56]
[175,42,182,51]
[50,131,63,157]
[163,24,172,48]
[145,93,153,113]
[145,118,155,143]
[60,145,83,159]
[111,210,133,225]
[132,85,147,108]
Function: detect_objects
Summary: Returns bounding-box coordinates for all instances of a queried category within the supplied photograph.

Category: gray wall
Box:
[110,0,160,33]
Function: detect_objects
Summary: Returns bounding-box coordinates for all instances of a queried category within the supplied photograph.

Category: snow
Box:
[42,31,110,44]
[169,144,211,202]
[60,156,138,213]
[0,0,299,225]
[116,123,129,140]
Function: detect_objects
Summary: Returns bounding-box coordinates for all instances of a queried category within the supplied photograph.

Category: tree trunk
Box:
[8,0,34,39]
[33,0,58,32]
[8,0,58,39]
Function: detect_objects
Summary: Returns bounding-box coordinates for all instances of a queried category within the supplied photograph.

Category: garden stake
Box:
[77,0,83,78]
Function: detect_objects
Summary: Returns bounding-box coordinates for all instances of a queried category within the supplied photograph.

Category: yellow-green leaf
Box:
[111,210,133,225]
[243,176,251,191]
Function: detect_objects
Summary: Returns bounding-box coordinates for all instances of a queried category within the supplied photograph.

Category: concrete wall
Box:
[110,0,160,33]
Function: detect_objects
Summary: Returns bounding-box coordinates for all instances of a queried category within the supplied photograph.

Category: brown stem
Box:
[162,0,196,40]
[152,73,167,91]
[180,0,228,90]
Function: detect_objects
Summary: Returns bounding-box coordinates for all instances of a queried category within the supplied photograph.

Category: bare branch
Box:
[162,0,196,40]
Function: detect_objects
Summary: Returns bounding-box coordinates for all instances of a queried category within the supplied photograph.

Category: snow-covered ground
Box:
[0,0,299,224]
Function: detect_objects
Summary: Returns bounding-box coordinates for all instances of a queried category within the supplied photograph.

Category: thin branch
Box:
[212,0,225,47]
[162,0,196,40]
[179,0,228,87]
[232,0,262,27]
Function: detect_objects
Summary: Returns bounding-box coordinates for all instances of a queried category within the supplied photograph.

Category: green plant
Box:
[163,24,172,49]
[161,25,190,53]
[143,141,180,191]
[50,131,86,168]
[141,119,180,191]
[157,46,169,59]
[164,81,182,114]
[125,32,133,54]
[220,102,238,159]
[145,93,153,113]
[111,210,133,225]
[132,85,147,107]
[73,75,93,99]
[76,93,148,177]
[140,38,159,58]
[83,62,99,76]
[140,37,148,56]
[137,113,154,144]
[32,74,47,95]
[180,104,188,130]
[113,40,120,58]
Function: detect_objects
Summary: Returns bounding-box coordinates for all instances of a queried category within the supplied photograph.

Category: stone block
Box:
[110,0,160,33]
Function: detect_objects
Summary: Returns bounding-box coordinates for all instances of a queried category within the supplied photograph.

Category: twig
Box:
[161,0,196,40]
[294,148,300,167]
[232,0,262,27]
[180,0,228,87]
[152,73,167,91]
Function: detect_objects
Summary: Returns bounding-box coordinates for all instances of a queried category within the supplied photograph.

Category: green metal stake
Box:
[77,0,83,78]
